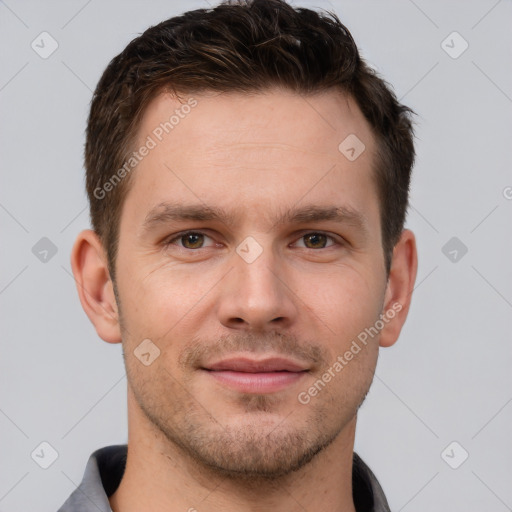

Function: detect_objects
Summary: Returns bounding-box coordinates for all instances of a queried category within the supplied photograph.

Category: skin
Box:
[71,87,417,512]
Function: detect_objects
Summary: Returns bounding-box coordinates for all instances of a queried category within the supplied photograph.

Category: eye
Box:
[163,230,341,252]
[165,231,215,250]
[293,232,338,249]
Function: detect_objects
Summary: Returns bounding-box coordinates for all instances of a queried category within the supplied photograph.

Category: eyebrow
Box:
[142,202,369,237]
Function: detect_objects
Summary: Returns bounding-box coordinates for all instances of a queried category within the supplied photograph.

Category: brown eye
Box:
[180,232,205,249]
[166,231,214,250]
[301,233,330,249]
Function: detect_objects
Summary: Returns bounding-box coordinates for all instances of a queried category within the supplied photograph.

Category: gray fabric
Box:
[57,444,391,511]
[57,446,116,512]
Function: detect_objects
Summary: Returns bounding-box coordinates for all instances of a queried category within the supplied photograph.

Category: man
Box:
[59,0,417,510]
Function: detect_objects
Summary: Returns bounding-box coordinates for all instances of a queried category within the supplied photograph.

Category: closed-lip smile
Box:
[201,356,309,394]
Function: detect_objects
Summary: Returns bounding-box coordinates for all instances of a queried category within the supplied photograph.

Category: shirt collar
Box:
[57,444,390,512]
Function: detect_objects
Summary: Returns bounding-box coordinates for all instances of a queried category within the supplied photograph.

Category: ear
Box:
[70,229,122,344]
[379,229,418,348]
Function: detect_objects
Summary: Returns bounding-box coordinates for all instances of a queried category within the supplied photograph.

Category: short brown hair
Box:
[85,0,415,279]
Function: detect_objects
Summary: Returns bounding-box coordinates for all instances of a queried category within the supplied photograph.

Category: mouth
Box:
[201,356,309,394]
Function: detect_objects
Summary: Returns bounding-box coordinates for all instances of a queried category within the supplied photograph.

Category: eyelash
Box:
[164,231,342,250]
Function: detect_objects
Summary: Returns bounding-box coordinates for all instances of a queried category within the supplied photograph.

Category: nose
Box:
[216,242,299,332]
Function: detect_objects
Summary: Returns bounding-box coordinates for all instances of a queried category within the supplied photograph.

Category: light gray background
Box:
[1,0,511,510]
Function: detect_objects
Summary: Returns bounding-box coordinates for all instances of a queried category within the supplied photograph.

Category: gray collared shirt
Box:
[57,444,391,512]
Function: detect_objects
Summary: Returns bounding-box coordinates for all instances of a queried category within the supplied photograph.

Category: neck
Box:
[109,392,358,512]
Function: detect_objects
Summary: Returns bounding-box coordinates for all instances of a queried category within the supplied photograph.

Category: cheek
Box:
[304,274,382,403]
[120,265,218,341]
[306,269,384,344]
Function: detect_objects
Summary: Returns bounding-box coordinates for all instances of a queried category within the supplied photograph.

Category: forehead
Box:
[122,87,379,231]
[138,87,375,159]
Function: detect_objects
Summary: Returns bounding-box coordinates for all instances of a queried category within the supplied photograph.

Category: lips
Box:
[202,357,309,394]
[205,357,308,373]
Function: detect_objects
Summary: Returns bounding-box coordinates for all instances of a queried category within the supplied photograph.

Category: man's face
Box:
[114,88,388,478]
